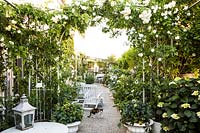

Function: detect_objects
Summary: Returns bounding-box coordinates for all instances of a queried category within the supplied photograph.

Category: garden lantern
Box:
[12,94,36,130]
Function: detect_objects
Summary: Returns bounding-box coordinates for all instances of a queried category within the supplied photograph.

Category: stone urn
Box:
[124,119,154,133]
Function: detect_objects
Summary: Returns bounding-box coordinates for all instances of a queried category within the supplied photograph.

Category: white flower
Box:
[156,21,160,24]
[110,1,116,7]
[11,20,17,24]
[175,36,180,40]
[143,0,150,5]
[181,103,191,108]
[0,37,4,42]
[183,6,188,10]
[171,113,180,120]
[174,8,179,14]
[139,33,144,38]
[187,12,191,16]
[120,7,131,16]
[5,25,11,31]
[164,16,168,19]
[157,102,164,107]
[17,30,21,33]
[43,24,49,31]
[162,112,168,118]
[167,11,172,15]
[155,34,159,38]
[9,41,14,45]
[80,5,87,10]
[152,30,157,34]
[151,5,159,13]
[139,9,152,24]
[151,48,155,52]
[192,53,196,57]
[95,0,106,7]
[62,15,68,20]
[161,11,168,16]
[138,53,143,57]
[175,16,180,21]
[196,111,200,118]
[125,16,129,20]
[52,16,59,23]
[167,31,172,35]
[135,80,138,84]
[148,26,152,30]
[158,58,162,61]
[192,90,199,96]
[164,1,176,9]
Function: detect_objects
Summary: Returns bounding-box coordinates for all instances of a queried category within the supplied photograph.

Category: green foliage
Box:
[120,100,152,125]
[157,77,200,132]
[85,73,94,84]
[51,101,83,124]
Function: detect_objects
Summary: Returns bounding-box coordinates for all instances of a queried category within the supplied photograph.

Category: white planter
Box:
[124,119,154,133]
[66,121,81,133]
[152,121,161,133]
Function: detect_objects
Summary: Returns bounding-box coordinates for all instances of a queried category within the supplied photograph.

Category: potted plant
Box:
[51,101,83,133]
[120,100,153,133]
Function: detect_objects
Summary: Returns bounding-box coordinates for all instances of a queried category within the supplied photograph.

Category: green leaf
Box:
[189,116,198,123]
[184,110,192,117]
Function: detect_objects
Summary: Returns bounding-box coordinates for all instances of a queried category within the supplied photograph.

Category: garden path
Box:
[78,84,126,133]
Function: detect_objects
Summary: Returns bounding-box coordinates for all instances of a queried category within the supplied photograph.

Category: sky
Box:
[74,27,129,59]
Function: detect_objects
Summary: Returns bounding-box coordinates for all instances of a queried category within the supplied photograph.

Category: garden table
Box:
[1,122,68,133]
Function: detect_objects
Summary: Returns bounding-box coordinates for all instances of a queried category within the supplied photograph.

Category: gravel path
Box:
[78,84,126,133]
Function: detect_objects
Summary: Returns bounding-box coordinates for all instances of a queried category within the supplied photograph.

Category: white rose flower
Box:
[17,30,21,33]
[151,5,158,13]
[139,33,144,38]
[62,15,68,20]
[0,37,4,42]
[151,48,155,52]
[174,8,179,14]
[148,26,152,30]
[5,25,11,31]
[110,1,116,7]
[120,7,131,16]
[138,53,143,57]
[153,30,157,34]
[11,20,17,24]
[192,53,196,57]
[80,5,87,10]
[139,9,152,24]
[175,36,180,40]
[143,0,150,5]
[52,16,59,23]
[187,12,191,16]
[183,6,188,10]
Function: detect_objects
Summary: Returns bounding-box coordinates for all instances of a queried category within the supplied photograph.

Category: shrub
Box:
[51,101,83,124]
[85,74,94,84]
[157,77,200,132]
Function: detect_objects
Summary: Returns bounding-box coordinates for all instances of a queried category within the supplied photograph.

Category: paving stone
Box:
[78,84,126,133]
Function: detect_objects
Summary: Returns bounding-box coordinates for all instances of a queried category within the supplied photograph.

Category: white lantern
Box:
[12,94,36,130]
